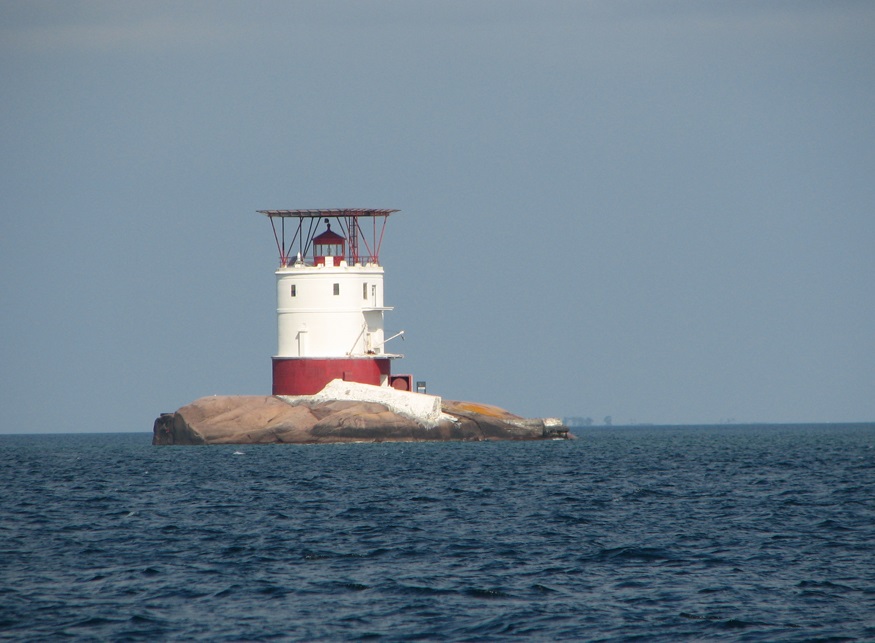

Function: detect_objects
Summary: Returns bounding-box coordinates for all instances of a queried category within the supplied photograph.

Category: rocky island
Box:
[153,209,570,445]
[153,380,570,445]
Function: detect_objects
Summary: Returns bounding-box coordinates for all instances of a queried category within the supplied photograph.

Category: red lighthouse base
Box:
[272,357,392,396]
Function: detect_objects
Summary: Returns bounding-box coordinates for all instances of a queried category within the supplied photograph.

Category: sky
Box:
[1,1,873,432]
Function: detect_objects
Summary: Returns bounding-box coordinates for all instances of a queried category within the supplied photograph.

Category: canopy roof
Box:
[259,208,398,266]
[258,209,398,218]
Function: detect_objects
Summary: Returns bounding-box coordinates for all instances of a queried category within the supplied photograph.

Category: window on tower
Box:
[333,283,340,296]
[290,284,297,297]
[363,283,368,300]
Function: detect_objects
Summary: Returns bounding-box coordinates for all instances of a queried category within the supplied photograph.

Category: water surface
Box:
[1,424,873,640]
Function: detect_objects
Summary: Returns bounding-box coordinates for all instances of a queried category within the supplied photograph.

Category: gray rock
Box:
[153,395,570,445]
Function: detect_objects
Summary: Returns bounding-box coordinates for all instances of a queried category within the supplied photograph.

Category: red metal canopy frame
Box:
[258,209,399,267]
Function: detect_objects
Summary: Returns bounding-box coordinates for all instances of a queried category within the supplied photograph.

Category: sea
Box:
[1,424,873,642]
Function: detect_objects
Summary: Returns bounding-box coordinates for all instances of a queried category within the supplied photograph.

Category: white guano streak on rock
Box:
[278,379,452,429]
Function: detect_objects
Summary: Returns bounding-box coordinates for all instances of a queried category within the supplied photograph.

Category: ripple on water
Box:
[0,426,873,640]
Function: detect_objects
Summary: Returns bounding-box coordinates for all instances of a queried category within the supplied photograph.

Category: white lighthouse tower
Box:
[257,209,410,395]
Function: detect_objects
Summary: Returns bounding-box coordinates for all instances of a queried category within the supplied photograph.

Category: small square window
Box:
[333,283,340,296]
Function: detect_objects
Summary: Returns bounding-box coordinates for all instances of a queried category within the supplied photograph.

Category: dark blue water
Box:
[1,425,873,641]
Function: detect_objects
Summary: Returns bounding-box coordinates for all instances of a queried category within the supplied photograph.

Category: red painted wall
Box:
[272,357,391,395]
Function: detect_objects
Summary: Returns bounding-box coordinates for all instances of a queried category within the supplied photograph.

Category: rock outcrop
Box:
[152,381,570,445]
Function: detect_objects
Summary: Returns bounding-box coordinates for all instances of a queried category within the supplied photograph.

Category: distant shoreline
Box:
[562,421,874,430]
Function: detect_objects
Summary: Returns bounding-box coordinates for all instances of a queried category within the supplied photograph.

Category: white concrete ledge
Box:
[279,379,447,428]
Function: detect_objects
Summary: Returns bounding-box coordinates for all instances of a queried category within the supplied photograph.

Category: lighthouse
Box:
[152,207,569,445]
[257,209,410,395]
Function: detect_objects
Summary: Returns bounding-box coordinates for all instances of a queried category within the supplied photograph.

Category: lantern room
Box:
[312,221,345,266]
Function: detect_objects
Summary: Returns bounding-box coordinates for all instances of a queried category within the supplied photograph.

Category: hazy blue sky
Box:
[2,1,873,432]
